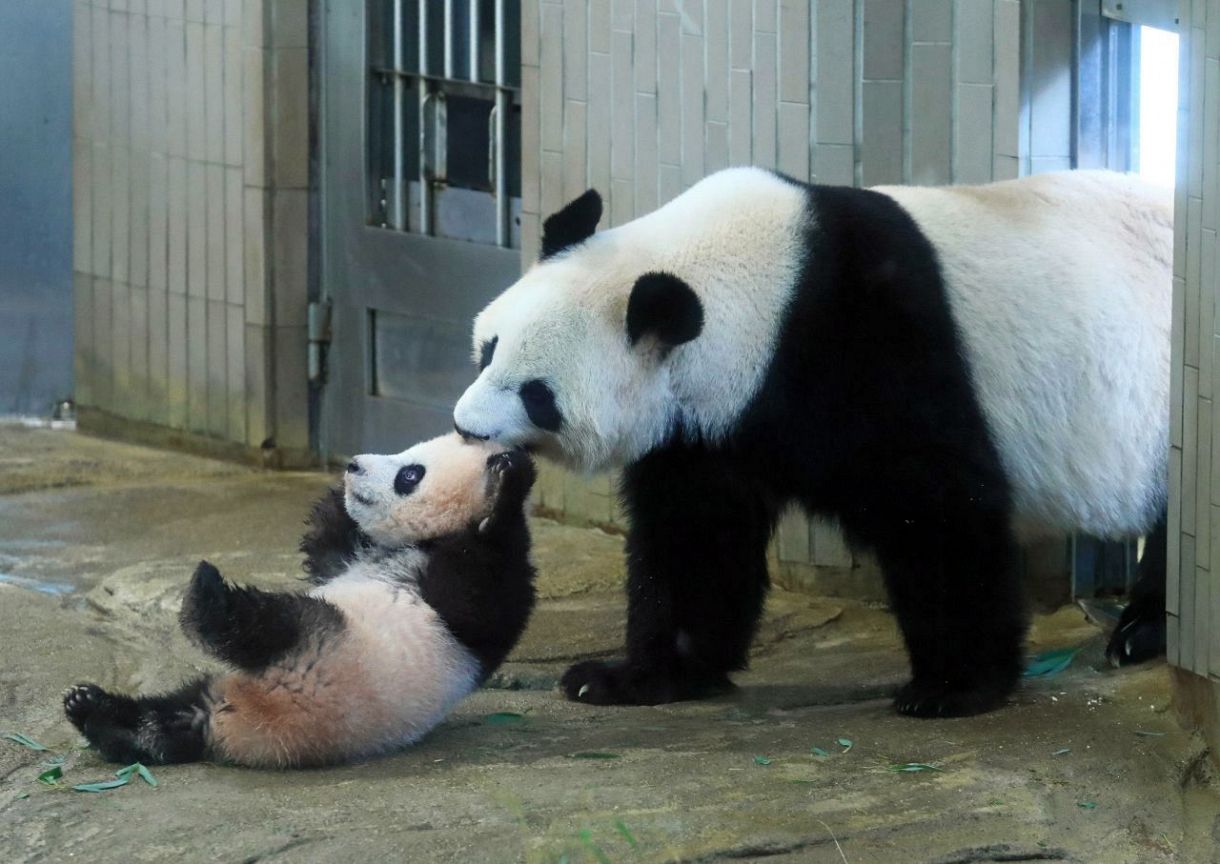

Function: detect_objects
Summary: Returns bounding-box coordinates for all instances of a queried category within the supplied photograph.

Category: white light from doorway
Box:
[1138,25,1179,190]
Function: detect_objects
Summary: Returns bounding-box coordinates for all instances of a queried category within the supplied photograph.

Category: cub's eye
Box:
[479,336,498,372]
[394,464,426,495]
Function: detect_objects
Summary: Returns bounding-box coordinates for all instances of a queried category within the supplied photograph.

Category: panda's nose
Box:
[346,459,363,475]
[454,422,490,442]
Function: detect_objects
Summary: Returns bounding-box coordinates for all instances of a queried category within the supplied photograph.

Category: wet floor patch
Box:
[0,572,75,595]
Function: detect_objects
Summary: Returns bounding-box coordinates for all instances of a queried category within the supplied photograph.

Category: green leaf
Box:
[837,738,853,753]
[1052,748,1071,756]
[754,755,772,766]
[810,746,830,758]
[1077,801,1097,810]
[73,778,130,793]
[1023,648,1080,678]
[135,764,159,787]
[887,763,942,773]
[36,766,63,786]
[4,733,49,752]
[16,792,29,800]
[570,752,620,760]
[1134,730,1166,738]
[483,712,526,726]
[577,829,612,864]
[614,819,638,849]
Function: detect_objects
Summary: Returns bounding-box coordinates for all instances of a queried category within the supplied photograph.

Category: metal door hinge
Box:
[308,300,333,386]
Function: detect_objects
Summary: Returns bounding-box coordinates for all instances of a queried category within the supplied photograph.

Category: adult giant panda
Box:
[454,167,1173,718]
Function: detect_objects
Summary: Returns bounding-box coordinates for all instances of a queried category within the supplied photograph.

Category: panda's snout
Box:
[454,422,491,442]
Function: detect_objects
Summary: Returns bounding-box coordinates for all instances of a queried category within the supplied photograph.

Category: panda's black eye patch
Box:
[519,379,563,432]
[394,464,426,495]
[479,337,498,372]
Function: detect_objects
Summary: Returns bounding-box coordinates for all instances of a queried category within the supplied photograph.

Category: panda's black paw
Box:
[561,660,732,705]
[63,683,111,731]
[893,678,1011,718]
[1105,596,1167,667]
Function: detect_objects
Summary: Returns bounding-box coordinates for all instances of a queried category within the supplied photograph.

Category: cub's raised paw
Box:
[893,678,1011,718]
[1105,598,1167,667]
[63,682,108,731]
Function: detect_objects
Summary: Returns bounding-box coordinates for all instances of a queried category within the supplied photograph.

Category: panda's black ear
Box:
[541,189,603,259]
[626,272,704,351]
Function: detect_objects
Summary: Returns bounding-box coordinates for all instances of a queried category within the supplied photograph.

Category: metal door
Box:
[320,1,522,458]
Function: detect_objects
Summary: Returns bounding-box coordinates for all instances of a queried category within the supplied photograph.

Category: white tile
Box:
[704,0,727,119]
[187,294,208,431]
[752,32,777,169]
[206,163,226,299]
[187,160,207,296]
[225,167,244,304]
[679,31,704,185]
[167,290,188,427]
[955,0,993,85]
[224,25,243,165]
[778,0,809,104]
[540,4,565,153]
[635,93,658,212]
[243,187,268,323]
[186,22,206,161]
[130,12,150,150]
[861,81,902,186]
[563,99,589,202]
[565,0,588,100]
[862,0,903,81]
[657,13,681,164]
[243,47,266,186]
[205,23,225,162]
[148,153,169,291]
[815,0,854,146]
[207,299,228,436]
[777,101,809,179]
[73,137,93,273]
[611,29,635,179]
[111,145,131,283]
[165,18,187,156]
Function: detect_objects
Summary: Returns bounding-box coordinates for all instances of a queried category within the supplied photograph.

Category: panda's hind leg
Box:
[1106,510,1168,666]
[849,462,1027,718]
[63,678,212,764]
[180,560,344,671]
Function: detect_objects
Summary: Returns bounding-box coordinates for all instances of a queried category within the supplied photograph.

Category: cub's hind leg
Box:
[1106,511,1168,666]
[64,678,212,765]
[180,560,344,670]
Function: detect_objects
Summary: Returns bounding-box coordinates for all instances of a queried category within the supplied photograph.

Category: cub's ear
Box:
[626,272,704,351]
[541,189,603,259]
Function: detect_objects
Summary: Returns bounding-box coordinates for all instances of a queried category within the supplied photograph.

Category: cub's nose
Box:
[346,459,363,475]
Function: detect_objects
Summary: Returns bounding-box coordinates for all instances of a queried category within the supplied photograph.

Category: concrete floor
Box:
[0,425,1216,863]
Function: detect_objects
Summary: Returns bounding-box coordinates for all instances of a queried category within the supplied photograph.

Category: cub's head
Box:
[452,189,705,472]
[343,433,535,547]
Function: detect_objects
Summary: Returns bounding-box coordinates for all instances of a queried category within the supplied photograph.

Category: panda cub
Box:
[63,433,536,768]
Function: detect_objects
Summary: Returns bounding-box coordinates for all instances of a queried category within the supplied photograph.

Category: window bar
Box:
[493,0,508,247]
[443,0,454,80]
[418,0,432,235]
[468,0,479,82]
[389,0,406,231]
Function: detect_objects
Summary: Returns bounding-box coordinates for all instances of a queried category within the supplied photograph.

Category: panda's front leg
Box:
[560,445,777,705]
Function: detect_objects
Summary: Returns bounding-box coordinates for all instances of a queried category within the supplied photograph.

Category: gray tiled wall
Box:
[521,0,1023,588]
[1170,0,1220,681]
[72,0,310,457]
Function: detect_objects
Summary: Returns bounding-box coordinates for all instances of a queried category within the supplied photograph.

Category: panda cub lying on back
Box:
[63,433,536,768]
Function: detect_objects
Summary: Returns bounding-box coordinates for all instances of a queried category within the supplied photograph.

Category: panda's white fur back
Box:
[467,167,1171,538]
[876,172,1172,539]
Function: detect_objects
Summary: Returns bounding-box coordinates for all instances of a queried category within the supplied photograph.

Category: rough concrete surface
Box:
[0,426,1217,863]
